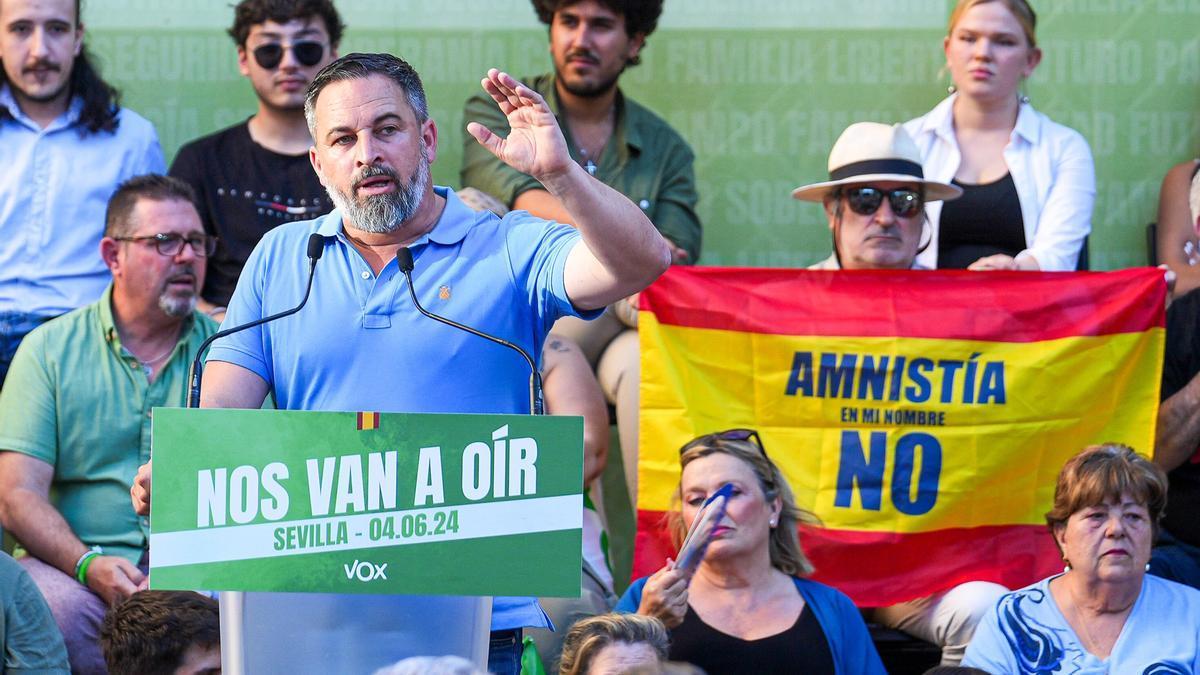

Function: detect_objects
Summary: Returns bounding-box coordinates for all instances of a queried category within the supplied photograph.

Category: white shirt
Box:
[904,95,1095,272]
[0,85,165,316]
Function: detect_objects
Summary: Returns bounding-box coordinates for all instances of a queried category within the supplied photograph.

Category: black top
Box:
[169,121,330,306]
[1161,288,1200,547]
[937,173,1025,269]
[668,603,834,674]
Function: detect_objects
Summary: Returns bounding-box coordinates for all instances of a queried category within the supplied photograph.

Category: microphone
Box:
[186,233,326,408]
[395,247,544,415]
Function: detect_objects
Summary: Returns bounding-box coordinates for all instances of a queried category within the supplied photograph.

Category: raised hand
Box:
[637,559,689,628]
[466,69,574,185]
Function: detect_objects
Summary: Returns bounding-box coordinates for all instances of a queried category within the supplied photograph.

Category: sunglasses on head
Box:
[840,186,924,218]
[252,41,325,69]
[680,428,767,458]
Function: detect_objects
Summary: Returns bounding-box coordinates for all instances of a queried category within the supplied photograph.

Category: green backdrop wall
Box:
[84,0,1200,270]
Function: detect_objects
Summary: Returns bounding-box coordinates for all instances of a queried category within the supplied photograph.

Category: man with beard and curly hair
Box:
[461,0,700,590]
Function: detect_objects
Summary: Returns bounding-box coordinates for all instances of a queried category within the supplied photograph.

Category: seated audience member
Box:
[0,551,69,672]
[458,187,618,666]
[1150,284,1200,587]
[963,444,1200,671]
[0,175,217,672]
[99,591,220,675]
[461,0,702,510]
[616,430,885,674]
[170,0,343,319]
[0,0,166,386]
[904,0,1094,271]
[1155,158,1200,296]
[559,613,669,675]
[793,121,1008,665]
[372,656,486,675]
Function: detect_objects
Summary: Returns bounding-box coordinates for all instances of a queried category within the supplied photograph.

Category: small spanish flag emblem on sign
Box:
[356,412,380,431]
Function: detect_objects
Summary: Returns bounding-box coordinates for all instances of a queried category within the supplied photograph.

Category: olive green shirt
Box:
[460,73,703,262]
[0,285,218,564]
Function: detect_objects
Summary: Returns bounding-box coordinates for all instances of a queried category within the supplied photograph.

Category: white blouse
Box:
[904,95,1095,271]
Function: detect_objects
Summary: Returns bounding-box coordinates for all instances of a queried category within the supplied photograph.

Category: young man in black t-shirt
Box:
[1152,287,1200,589]
[170,0,343,317]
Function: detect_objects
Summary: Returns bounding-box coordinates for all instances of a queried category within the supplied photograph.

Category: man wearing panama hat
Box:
[793,122,1008,666]
[794,122,961,271]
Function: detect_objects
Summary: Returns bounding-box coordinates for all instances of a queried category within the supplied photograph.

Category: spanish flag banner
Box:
[635,267,1165,607]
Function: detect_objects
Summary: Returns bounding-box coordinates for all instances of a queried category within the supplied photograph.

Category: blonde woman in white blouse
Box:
[904,0,1094,272]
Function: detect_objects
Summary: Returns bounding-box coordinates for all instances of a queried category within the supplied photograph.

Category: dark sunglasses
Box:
[113,233,218,257]
[252,41,325,69]
[680,428,767,458]
[841,186,924,218]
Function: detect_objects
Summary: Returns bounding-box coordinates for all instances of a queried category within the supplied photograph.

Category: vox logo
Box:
[344,560,388,582]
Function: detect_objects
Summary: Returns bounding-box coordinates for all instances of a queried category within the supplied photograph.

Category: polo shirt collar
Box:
[316,186,475,248]
[99,283,199,355]
[0,83,84,133]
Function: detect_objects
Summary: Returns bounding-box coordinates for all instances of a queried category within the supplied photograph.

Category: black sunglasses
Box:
[680,428,767,458]
[841,186,924,218]
[113,233,218,257]
[252,41,325,69]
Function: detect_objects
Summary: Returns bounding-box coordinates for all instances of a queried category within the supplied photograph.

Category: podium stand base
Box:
[220,591,491,674]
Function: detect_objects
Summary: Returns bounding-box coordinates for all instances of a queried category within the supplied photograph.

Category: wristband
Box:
[74,548,101,585]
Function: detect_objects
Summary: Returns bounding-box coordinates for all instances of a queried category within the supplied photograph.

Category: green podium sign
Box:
[148,408,583,597]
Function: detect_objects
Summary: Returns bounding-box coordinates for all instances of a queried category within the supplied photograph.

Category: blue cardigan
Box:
[616,575,886,675]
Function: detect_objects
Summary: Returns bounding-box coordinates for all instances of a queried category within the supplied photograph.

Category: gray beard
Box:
[158,293,197,318]
[328,157,429,235]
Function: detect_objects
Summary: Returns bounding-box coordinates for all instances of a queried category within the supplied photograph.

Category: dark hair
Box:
[0,1,120,133]
[100,591,219,675]
[530,0,663,65]
[228,0,345,48]
[105,174,198,238]
[559,613,669,675]
[304,53,428,136]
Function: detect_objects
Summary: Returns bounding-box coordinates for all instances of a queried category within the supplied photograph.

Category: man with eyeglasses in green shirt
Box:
[0,174,217,673]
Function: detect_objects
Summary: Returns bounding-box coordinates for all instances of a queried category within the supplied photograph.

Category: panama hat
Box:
[791,123,961,203]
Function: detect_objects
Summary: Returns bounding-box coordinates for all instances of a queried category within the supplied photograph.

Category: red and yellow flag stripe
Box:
[635,267,1164,606]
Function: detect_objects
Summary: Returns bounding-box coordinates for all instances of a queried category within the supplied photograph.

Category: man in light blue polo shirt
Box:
[0,0,165,385]
[133,53,670,674]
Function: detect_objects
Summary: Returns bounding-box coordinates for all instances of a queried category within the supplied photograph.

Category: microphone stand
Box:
[180,233,324,675]
[395,248,544,415]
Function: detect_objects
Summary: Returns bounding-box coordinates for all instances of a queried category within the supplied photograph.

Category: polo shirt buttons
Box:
[361,271,371,280]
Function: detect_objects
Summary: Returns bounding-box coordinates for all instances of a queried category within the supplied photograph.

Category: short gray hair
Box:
[304,52,429,137]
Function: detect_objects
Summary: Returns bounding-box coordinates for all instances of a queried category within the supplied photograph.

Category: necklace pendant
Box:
[584,159,597,176]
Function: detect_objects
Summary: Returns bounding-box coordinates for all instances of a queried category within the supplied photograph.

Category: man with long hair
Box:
[0,0,165,387]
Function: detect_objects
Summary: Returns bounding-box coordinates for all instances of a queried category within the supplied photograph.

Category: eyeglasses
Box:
[113,233,218,257]
[840,186,924,218]
[680,428,767,458]
[252,41,326,69]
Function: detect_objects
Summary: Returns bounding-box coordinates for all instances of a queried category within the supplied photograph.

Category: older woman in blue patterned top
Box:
[964,444,1200,672]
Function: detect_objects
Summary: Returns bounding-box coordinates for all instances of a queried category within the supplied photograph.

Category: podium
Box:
[221,592,491,673]
[149,408,583,674]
